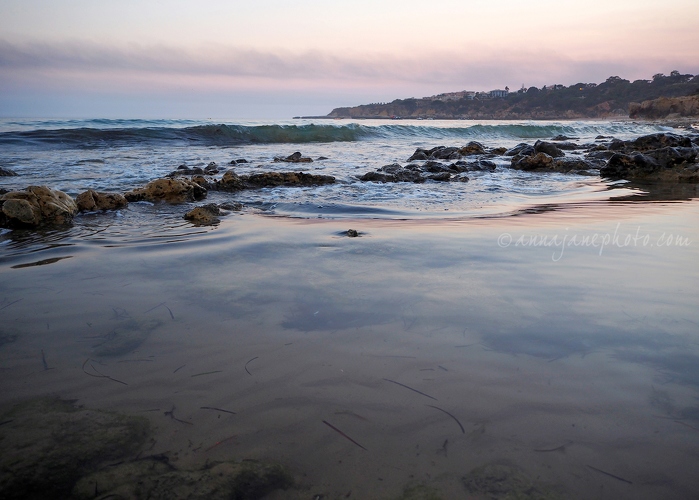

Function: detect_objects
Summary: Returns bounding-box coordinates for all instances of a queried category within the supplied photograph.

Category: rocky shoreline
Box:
[2,132,698,230]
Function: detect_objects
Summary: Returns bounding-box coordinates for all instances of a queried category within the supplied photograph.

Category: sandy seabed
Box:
[1,199,699,499]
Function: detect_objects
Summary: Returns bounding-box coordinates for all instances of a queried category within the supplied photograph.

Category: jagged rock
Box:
[601,153,662,179]
[346,229,359,237]
[553,157,601,172]
[534,140,565,158]
[629,95,699,119]
[629,133,692,151]
[75,190,128,212]
[230,158,248,164]
[0,167,18,176]
[124,178,207,203]
[459,141,486,155]
[244,171,334,188]
[407,150,429,161]
[184,203,222,226]
[504,143,535,156]
[1,186,77,228]
[274,152,313,163]
[551,135,578,141]
[216,169,335,191]
[511,152,555,171]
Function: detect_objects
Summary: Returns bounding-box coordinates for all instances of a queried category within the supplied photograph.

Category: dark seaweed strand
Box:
[200,406,236,415]
[41,349,49,370]
[587,465,633,484]
[173,364,186,373]
[425,404,465,434]
[322,420,367,451]
[245,356,259,375]
[191,370,222,377]
[383,378,438,401]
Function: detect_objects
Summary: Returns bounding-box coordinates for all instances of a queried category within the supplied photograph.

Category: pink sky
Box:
[1,0,698,118]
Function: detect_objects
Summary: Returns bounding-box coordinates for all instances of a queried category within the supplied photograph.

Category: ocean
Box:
[1,118,698,499]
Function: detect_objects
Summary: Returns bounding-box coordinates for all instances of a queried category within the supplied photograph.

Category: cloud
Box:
[1,38,697,96]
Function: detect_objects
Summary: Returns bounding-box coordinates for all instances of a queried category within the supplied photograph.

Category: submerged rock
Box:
[0,398,149,500]
[72,458,294,500]
[462,463,563,499]
[124,178,207,203]
[0,186,78,228]
[0,167,18,176]
[75,189,128,212]
[184,203,223,226]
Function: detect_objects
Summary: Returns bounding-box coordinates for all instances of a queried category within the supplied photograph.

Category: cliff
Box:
[326,72,699,120]
[629,95,699,119]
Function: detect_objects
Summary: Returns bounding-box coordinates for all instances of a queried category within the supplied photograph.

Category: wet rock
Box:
[554,141,582,150]
[231,158,248,164]
[511,152,555,171]
[630,133,692,151]
[490,147,507,155]
[601,153,661,179]
[407,150,429,161]
[0,186,77,228]
[553,157,602,172]
[75,189,128,212]
[216,169,335,191]
[426,171,452,181]
[243,171,334,188]
[551,134,578,141]
[124,178,207,203]
[184,203,222,226]
[462,463,563,499]
[601,152,699,182]
[0,166,18,176]
[275,151,313,163]
[0,398,149,500]
[346,229,359,237]
[72,458,294,500]
[316,156,329,160]
[504,143,535,157]
[534,140,565,158]
[459,141,486,155]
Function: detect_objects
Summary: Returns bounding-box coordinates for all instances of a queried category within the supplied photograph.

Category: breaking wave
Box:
[0,119,674,148]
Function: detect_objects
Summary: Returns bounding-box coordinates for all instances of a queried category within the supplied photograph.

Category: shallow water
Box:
[1,195,698,498]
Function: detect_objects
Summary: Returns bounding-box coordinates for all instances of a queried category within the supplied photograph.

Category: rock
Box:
[216,169,335,191]
[511,152,555,171]
[1,186,77,228]
[551,135,578,141]
[407,149,429,161]
[553,157,601,172]
[75,189,128,212]
[462,463,563,500]
[459,141,486,155]
[629,133,692,151]
[231,158,248,164]
[242,171,335,188]
[316,156,329,160]
[504,143,535,157]
[72,458,294,500]
[0,399,149,500]
[601,153,661,179]
[346,229,359,237]
[629,95,699,119]
[275,152,313,163]
[0,166,18,176]
[534,140,565,158]
[124,178,207,203]
[490,147,508,155]
[184,203,221,226]
[218,169,246,191]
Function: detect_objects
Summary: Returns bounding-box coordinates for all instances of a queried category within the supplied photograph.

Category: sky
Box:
[1,0,698,119]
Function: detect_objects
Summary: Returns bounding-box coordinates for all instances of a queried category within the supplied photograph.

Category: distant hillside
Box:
[326,72,699,120]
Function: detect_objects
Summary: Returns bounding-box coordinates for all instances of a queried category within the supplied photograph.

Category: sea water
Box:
[1,118,698,499]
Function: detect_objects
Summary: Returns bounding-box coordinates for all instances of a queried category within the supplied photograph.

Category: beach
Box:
[1,118,699,499]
